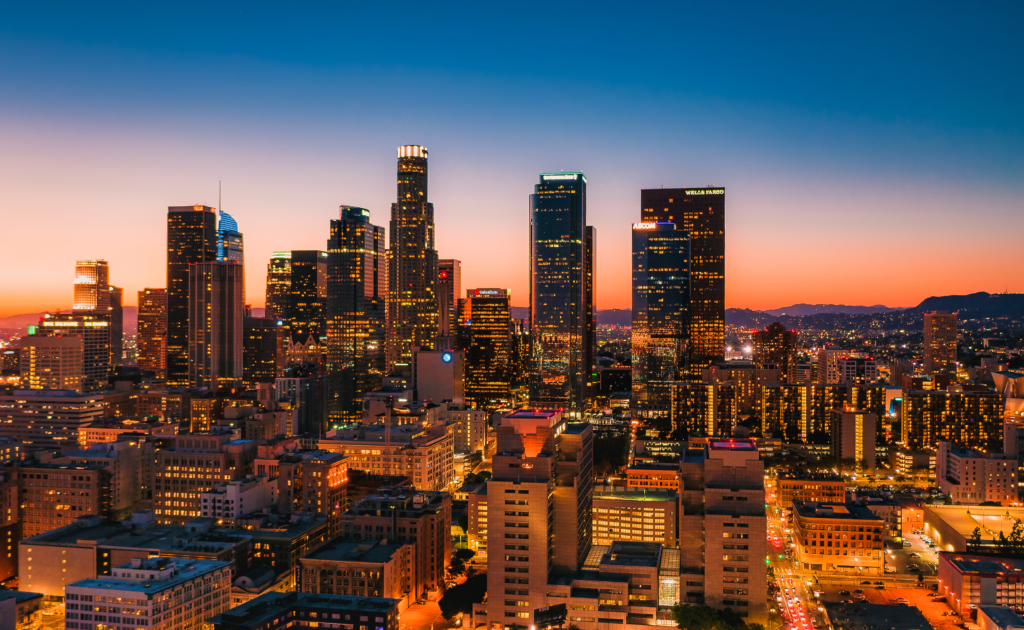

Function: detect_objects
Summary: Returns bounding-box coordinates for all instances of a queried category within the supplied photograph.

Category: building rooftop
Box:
[942,553,1024,574]
[779,471,844,482]
[562,423,589,435]
[707,438,758,451]
[823,602,930,630]
[594,487,677,502]
[627,462,680,471]
[925,507,1024,542]
[601,541,662,568]
[302,538,408,564]
[979,606,1024,630]
[67,558,231,594]
[793,502,884,522]
[0,591,42,604]
[209,591,400,627]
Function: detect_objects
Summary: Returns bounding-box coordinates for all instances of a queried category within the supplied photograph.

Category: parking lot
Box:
[816,582,965,630]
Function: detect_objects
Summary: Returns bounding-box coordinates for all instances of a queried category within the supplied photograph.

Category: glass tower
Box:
[641,188,724,378]
[327,205,387,423]
[166,205,218,386]
[457,288,512,410]
[265,252,292,320]
[73,260,110,312]
[631,222,691,419]
[137,288,168,379]
[386,145,439,375]
[529,172,592,412]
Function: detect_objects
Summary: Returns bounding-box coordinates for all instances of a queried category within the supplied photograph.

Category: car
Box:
[895,598,910,604]
[908,553,920,558]
[841,599,854,604]
[854,589,864,594]
[861,580,873,585]
[875,585,886,590]
[840,591,851,596]
[874,582,885,586]
[908,565,921,572]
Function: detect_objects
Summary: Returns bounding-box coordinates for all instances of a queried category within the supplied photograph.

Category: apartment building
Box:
[776,472,846,508]
[451,408,489,454]
[154,433,257,524]
[297,538,418,610]
[936,441,1018,505]
[200,476,278,526]
[275,451,348,536]
[791,501,885,575]
[320,421,455,492]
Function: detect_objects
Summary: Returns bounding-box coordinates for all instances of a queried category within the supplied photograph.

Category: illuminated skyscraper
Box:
[108,285,123,367]
[457,288,512,410]
[585,226,597,399]
[438,259,461,348]
[630,222,691,418]
[243,317,279,387]
[924,311,958,375]
[37,312,111,391]
[73,260,110,312]
[529,172,592,411]
[167,205,218,386]
[265,252,292,320]
[641,187,725,378]
[752,323,799,381]
[387,145,439,375]
[137,288,168,379]
[289,251,327,338]
[326,205,387,422]
[188,262,244,390]
[216,211,244,265]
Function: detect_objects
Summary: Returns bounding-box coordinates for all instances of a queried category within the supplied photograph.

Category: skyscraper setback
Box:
[387,145,439,375]
[641,188,725,378]
[166,205,218,386]
[528,172,593,412]
[73,260,110,312]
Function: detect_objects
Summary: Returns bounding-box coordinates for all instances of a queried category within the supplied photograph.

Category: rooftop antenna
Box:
[218,178,222,214]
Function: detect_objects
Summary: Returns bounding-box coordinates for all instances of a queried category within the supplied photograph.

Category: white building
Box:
[65,557,231,630]
[200,476,277,526]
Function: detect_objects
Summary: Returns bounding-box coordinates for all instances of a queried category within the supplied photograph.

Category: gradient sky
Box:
[1,3,1022,317]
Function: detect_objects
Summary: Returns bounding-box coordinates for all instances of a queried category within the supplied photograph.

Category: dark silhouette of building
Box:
[753,323,799,382]
[166,205,217,386]
[243,317,279,387]
[137,288,167,379]
[188,262,244,390]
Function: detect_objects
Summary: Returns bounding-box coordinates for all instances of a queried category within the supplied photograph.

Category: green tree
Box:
[968,527,983,552]
[1010,519,1024,555]
[439,574,486,620]
[477,470,492,481]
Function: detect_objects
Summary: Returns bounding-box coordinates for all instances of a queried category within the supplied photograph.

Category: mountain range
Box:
[762,303,903,317]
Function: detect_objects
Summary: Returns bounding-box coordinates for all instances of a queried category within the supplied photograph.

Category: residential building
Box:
[320,422,454,493]
[791,501,885,575]
[275,451,348,536]
[387,146,439,374]
[924,311,958,375]
[837,357,879,385]
[457,288,512,410]
[830,409,877,471]
[0,389,104,449]
[18,336,83,392]
[137,288,168,379]
[451,408,488,455]
[201,476,278,526]
[153,433,257,524]
[752,323,799,382]
[167,205,218,386]
[777,473,846,508]
[816,344,846,385]
[205,591,400,630]
[64,557,232,630]
[297,538,417,609]
[188,262,244,390]
[626,463,680,490]
[592,486,678,547]
[936,441,1018,505]
[529,173,592,412]
[18,462,111,538]
[57,440,149,519]
[641,187,725,379]
[901,390,1004,451]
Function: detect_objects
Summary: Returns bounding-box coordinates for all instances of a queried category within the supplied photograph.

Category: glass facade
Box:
[640,188,725,379]
[387,145,439,374]
[326,205,387,423]
[137,288,168,379]
[457,288,512,410]
[290,250,328,338]
[73,260,110,312]
[529,172,589,411]
[631,222,691,419]
[166,205,217,386]
[265,252,292,320]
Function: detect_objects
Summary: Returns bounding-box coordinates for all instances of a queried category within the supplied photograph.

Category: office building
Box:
[830,409,877,471]
[58,439,149,520]
[791,501,885,575]
[776,472,846,507]
[206,591,400,630]
[153,433,257,524]
[283,250,328,337]
[338,491,452,596]
[108,285,124,367]
[625,463,680,490]
[326,206,387,422]
[265,252,292,320]
[243,317,279,386]
[676,438,767,622]
[18,462,111,538]
[167,204,218,386]
[585,226,597,400]
[925,311,958,375]
[529,173,592,412]
[938,553,1024,616]
[65,557,232,630]
[137,288,168,379]
[641,188,725,379]
[936,440,1017,505]
[412,347,463,404]
[0,389,104,449]
[19,335,83,392]
[217,210,244,265]
[275,452,348,536]
[457,288,512,410]
[438,259,461,348]
[73,260,110,312]
[188,262,244,390]
[297,538,417,608]
[451,408,488,454]
[200,476,277,526]
[387,146,439,374]
[631,222,691,418]
[837,357,879,384]
[319,422,454,493]
[752,323,798,381]
[592,486,678,547]
[37,312,111,391]
[901,390,1003,451]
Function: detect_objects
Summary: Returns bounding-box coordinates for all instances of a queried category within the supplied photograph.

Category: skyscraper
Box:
[924,311,958,375]
[630,222,691,419]
[457,288,512,410]
[529,172,592,412]
[585,227,597,401]
[438,259,461,348]
[265,252,292,320]
[326,206,387,423]
[167,205,218,386]
[37,312,110,391]
[73,260,110,312]
[108,285,123,367]
[188,262,244,390]
[289,251,328,338]
[641,187,725,378]
[387,145,439,375]
[243,317,279,387]
[752,323,799,381]
[216,211,244,265]
[137,288,167,379]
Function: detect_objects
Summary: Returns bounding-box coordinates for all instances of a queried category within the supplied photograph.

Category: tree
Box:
[477,471,492,481]
[1010,518,1024,555]
[439,574,487,620]
[672,604,750,630]
[458,513,469,533]
[448,558,466,576]
[455,548,476,562]
[968,527,983,552]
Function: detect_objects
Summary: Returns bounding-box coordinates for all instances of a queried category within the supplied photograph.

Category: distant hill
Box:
[596,309,631,327]
[764,303,903,317]
[911,292,1024,318]
[0,307,138,335]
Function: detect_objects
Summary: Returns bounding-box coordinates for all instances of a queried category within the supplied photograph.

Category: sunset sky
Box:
[1,4,1022,317]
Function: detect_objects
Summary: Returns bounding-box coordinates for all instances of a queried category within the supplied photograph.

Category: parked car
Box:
[861,581,873,585]
[840,591,851,596]
[908,553,920,558]
[854,589,865,594]
[874,582,885,586]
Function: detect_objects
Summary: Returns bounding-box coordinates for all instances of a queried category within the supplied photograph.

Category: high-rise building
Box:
[167,205,218,386]
[901,389,1003,451]
[924,311,958,375]
[752,323,799,381]
[73,260,110,312]
[137,288,168,379]
[243,317,280,387]
[217,210,244,265]
[816,344,845,384]
[326,206,387,423]
[837,357,879,384]
[457,288,512,410]
[37,312,111,391]
[641,188,725,378]
[108,284,123,367]
[18,336,83,392]
[438,259,461,348]
[831,408,877,471]
[289,250,328,338]
[631,222,691,418]
[585,226,597,399]
[188,262,244,390]
[529,172,592,412]
[265,252,292,320]
[387,145,439,375]
[153,432,257,524]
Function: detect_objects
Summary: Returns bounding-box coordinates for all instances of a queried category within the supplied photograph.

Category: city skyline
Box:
[2,5,1022,317]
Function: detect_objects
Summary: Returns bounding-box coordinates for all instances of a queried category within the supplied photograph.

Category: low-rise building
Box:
[0,591,43,630]
[979,606,1024,630]
[937,440,1018,506]
[939,553,1024,615]
[592,486,678,548]
[822,602,930,630]
[201,476,278,527]
[319,422,455,493]
[18,462,112,538]
[78,419,178,447]
[205,591,401,630]
[625,463,679,490]
[65,557,232,630]
[777,472,845,507]
[792,501,885,575]
[890,447,936,479]
[297,538,418,610]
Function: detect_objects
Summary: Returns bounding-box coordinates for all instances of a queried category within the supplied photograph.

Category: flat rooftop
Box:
[708,438,757,451]
[926,506,1024,540]
[823,602,930,630]
[68,559,230,594]
[942,553,1024,575]
[594,487,677,502]
[210,591,400,627]
[794,502,884,522]
[980,606,1024,629]
[302,539,407,564]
